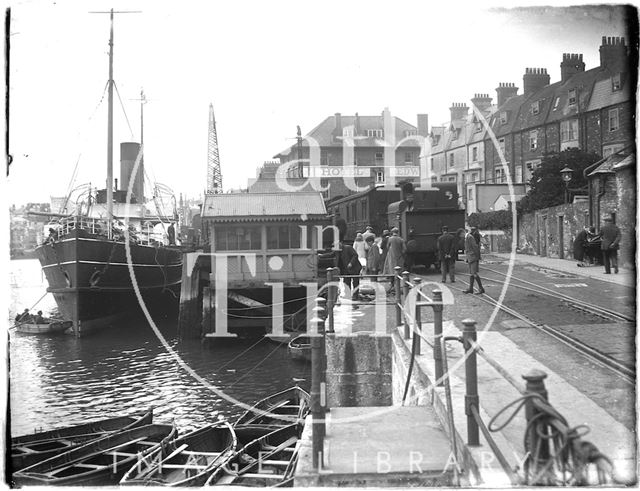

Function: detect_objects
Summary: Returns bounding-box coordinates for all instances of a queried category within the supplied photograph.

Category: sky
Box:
[3,0,633,207]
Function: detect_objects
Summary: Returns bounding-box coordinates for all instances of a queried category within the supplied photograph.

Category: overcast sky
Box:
[4,0,632,207]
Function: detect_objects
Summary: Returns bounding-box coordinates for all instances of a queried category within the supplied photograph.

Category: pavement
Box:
[488,252,635,288]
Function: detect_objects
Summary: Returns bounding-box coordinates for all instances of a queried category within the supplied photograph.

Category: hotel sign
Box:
[304,166,422,178]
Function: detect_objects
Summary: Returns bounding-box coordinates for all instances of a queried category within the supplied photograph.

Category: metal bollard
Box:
[311,314,325,469]
[461,319,479,445]
[412,277,422,356]
[326,268,335,334]
[402,271,411,339]
[522,369,549,483]
[433,290,444,387]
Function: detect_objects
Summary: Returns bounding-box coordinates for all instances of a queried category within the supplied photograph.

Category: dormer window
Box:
[366,129,383,138]
[343,127,354,137]
[568,89,576,105]
[531,101,540,115]
[612,73,621,91]
[451,129,458,141]
[474,122,482,133]
[499,111,507,124]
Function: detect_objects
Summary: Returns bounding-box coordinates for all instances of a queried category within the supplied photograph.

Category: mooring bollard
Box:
[326,267,335,334]
[461,319,479,445]
[433,290,444,386]
[522,369,549,482]
[402,271,411,339]
[311,313,325,469]
[412,277,422,356]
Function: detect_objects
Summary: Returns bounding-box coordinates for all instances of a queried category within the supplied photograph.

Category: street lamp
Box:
[560,166,574,204]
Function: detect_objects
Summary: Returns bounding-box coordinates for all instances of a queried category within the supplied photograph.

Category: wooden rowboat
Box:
[235,386,310,427]
[11,410,153,471]
[120,421,237,486]
[13,423,177,486]
[287,335,311,362]
[205,424,300,486]
[14,319,72,335]
[121,422,281,486]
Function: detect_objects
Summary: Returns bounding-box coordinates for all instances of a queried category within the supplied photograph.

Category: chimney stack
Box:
[417,114,429,137]
[449,102,468,121]
[599,36,629,72]
[523,68,551,95]
[560,54,585,82]
[495,83,518,107]
[470,93,493,113]
[332,112,342,137]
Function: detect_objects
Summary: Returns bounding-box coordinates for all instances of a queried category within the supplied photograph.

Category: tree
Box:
[517,148,600,213]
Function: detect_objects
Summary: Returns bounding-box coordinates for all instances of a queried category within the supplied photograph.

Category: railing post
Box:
[394,266,402,327]
[433,290,444,386]
[522,369,549,484]
[412,277,422,356]
[402,271,411,339]
[311,311,326,469]
[461,319,479,445]
[326,268,335,334]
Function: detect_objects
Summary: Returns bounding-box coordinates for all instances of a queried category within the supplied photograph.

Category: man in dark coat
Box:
[600,216,621,274]
[463,228,485,294]
[337,240,361,306]
[437,225,456,283]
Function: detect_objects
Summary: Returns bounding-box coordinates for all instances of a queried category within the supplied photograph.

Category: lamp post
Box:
[560,166,574,204]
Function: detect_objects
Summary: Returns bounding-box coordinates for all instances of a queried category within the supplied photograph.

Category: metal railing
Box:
[311,266,617,485]
[53,216,160,246]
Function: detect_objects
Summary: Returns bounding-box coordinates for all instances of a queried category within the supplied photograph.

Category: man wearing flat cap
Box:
[600,216,621,274]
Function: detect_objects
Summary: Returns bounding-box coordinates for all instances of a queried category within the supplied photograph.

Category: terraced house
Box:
[430,36,634,215]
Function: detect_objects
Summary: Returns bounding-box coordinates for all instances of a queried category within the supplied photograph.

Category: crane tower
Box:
[206,103,223,194]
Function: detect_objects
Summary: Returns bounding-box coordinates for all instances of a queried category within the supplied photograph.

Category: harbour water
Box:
[8,259,311,436]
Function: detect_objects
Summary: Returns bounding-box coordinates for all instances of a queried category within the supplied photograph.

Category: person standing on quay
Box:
[383,227,406,294]
[437,225,456,283]
[463,228,485,294]
[600,216,621,274]
[337,240,361,306]
[365,235,381,279]
[353,232,367,271]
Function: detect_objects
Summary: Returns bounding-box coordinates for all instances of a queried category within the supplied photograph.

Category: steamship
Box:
[35,10,182,335]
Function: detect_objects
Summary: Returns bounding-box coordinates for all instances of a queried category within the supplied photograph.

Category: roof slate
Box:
[202,192,327,219]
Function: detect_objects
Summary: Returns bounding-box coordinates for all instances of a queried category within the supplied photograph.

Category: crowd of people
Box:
[330,218,490,304]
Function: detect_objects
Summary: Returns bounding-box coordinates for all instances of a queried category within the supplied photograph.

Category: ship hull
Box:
[36,229,182,333]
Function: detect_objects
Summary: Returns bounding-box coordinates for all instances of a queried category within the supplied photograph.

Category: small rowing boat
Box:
[11,410,153,471]
[13,423,177,486]
[121,422,282,486]
[205,424,300,486]
[235,386,310,427]
[120,421,236,486]
[14,319,72,335]
[287,335,311,362]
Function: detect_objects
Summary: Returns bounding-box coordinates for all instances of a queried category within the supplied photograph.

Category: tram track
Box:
[417,273,636,385]
[479,266,635,323]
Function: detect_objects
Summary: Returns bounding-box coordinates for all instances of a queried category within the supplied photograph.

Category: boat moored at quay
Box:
[34,10,183,335]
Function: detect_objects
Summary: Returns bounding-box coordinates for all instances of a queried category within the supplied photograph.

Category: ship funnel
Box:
[120,142,144,203]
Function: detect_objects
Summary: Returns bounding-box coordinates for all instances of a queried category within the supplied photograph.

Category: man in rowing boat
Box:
[15,308,31,323]
[33,311,45,324]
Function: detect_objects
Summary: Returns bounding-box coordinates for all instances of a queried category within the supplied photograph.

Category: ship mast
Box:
[106,8,114,239]
[90,8,140,238]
